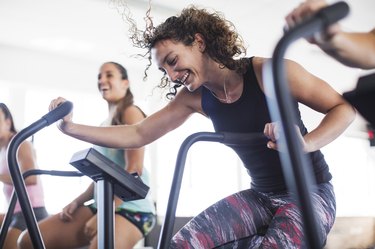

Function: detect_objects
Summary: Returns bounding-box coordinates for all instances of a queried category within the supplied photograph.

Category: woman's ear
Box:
[122,79,130,90]
[194,33,206,52]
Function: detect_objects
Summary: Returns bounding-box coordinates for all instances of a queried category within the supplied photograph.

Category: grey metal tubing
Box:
[7,101,73,249]
[0,170,83,248]
[157,132,268,249]
[263,2,349,248]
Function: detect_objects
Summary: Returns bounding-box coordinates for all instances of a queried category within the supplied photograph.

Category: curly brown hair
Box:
[120,3,249,99]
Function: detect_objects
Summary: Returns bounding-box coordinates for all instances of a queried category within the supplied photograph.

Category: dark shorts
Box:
[10,207,49,231]
[88,205,156,236]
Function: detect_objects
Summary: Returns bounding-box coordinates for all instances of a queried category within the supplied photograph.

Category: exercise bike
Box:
[7,102,150,249]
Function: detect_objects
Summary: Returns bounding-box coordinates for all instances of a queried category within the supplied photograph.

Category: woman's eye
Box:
[167,57,177,66]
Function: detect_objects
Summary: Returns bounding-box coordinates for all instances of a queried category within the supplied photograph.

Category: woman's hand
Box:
[49,97,73,132]
[284,0,340,46]
[59,200,79,222]
[264,122,280,150]
[264,122,307,152]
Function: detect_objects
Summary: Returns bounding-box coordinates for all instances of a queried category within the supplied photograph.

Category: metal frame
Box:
[0,170,83,248]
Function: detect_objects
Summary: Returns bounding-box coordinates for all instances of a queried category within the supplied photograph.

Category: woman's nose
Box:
[97,80,106,90]
[167,70,180,83]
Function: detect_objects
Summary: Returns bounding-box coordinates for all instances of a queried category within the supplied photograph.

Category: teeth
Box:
[179,72,189,84]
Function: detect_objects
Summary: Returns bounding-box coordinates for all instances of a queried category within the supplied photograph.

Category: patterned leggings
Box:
[171,182,335,249]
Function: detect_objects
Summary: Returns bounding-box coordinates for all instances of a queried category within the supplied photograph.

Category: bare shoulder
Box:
[250,56,271,89]
[251,56,268,69]
[251,56,272,76]
[122,105,146,124]
[172,87,204,115]
[19,140,33,151]
[18,140,35,157]
[123,105,145,116]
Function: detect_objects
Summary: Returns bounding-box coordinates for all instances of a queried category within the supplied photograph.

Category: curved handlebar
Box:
[315,1,349,28]
[7,100,73,249]
[262,2,349,249]
[158,131,268,249]
[0,170,83,248]
[221,132,268,146]
[41,101,73,126]
[283,1,349,43]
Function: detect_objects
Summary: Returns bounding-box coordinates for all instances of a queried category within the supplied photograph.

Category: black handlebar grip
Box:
[221,132,268,146]
[315,1,349,27]
[41,101,73,126]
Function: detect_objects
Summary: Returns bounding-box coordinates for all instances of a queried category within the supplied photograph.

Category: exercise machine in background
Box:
[7,101,150,249]
[0,169,84,248]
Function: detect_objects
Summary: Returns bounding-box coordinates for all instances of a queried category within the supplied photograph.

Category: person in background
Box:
[18,62,156,249]
[45,5,355,248]
[0,103,48,249]
[285,0,375,69]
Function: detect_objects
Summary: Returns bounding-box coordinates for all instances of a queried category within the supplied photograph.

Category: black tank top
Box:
[201,57,332,192]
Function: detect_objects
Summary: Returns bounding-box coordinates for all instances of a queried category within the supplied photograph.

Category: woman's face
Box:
[151,36,209,92]
[97,63,129,103]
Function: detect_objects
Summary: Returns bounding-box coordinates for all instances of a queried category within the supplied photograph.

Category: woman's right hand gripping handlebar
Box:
[49,97,73,133]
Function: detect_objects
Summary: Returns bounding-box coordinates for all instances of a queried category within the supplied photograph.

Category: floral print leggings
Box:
[170,182,335,249]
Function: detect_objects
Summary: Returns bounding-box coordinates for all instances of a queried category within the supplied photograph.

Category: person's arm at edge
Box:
[321,28,375,69]
[285,0,375,69]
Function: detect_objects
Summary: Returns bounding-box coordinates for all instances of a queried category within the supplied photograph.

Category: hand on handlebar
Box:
[264,122,307,152]
[264,122,280,150]
[49,97,73,132]
[284,0,341,45]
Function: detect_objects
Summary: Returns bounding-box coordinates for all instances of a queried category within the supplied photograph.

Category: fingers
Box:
[49,97,73,127]
[59,209,73,222]
[59,201,78,222]
[264,122,280,151]
[263,122,279,142]
[49,97,67,112]
[267,141,278,150]
[285,2,305,30]
[285,0,328,31]
[264,122,306,152]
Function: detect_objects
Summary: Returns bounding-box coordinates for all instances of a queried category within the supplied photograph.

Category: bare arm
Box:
[0,141,39,185]
[49,91,198,150]
[255,57,356,152]
[286,59,355,152]
[60,183,94,221]
[72,182,95,206]
[0,174,12,185]
[322,29,375,69]
[285,0,375,69]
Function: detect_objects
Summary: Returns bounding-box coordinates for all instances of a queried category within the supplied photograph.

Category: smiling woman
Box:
[0,0,375,248]
[18,62,156,249]
[39,3,357,248]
